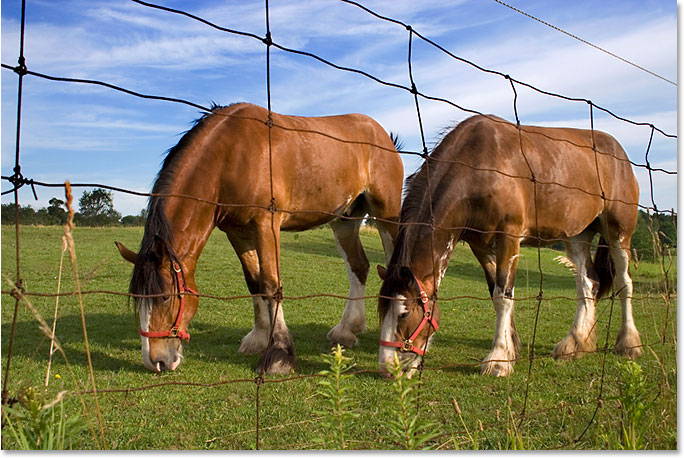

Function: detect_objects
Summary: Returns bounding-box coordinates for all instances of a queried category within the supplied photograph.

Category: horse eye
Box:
[161,296,170,304]
[399,311,410,320]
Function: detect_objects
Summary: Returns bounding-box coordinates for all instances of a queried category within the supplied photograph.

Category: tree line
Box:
[1,188,676,260]
[1,188,146,227]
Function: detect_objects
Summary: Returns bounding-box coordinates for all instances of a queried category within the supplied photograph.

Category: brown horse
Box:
[377,114,642,377]
[115,103,403,374]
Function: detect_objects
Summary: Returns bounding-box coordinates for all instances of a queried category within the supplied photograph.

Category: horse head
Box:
[377,264,440,379]
[115,240,199,373]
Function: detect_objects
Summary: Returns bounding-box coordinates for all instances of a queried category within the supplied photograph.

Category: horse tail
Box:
[389,132,404,152]
[593,235,614,300]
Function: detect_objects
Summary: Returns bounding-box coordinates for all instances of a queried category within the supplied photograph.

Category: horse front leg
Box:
[226,232,270,354]
[327,218,369,347]
[481,234,521,377]
[239,296,271,354]
[255,220,296,375]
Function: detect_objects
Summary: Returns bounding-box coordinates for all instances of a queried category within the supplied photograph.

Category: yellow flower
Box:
[55,374,61,379]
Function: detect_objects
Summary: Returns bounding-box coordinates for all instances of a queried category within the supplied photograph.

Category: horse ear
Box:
[377,265,387,280]
[115,241,138,264]
[399,266,414,284]
[151,236,168,263]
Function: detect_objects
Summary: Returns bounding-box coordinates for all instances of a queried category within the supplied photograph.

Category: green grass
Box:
[1,225,677,449]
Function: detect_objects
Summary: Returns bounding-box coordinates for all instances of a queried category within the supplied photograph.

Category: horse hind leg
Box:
[328,217,369,347]
[364,186,400,266]
[610,238,642,359]
[552,231,599,360]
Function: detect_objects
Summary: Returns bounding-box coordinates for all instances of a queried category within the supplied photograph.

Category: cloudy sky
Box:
[1,0,677,216]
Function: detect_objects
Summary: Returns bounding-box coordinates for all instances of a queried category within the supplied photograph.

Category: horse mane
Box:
[129,103,229,298]
[390,142,449,269]
[389,116,478,270]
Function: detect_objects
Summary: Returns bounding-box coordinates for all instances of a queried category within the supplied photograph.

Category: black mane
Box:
[389,152,444,269]
[129,103,227,298]
[388,118,472,270]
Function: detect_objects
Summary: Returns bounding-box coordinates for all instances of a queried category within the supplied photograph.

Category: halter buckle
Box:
[173,262,182,273]
[424,310,432,319]
[169,327,180,338]
[401,340,413,352]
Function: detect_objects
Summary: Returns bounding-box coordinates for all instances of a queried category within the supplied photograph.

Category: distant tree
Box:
[1,203,39,225]
[76,189,121,226]
[121,207,147,227]
[631,210,676,260]
[47,198,68,225]
[1,203,18,224]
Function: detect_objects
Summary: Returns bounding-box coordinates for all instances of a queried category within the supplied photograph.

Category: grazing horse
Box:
[377,114,642,377]
[115,103,403,374]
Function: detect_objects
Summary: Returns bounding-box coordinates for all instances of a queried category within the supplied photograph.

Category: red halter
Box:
[139,261,197,342]
[379,275,439,356]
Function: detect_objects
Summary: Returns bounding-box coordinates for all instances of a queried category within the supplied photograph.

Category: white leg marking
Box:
[553,237,597,359]
[482,286,516,376]
[239,297,271,354]
[328,224,367,346]
[611,241,642,358]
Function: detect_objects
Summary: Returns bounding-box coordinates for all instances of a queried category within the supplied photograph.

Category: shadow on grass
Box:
[3,309,559,381]
[2,314,385,377]
[281,239,387,265]
[444,258,578,292]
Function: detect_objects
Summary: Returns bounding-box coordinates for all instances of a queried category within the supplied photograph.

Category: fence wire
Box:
[1,0,677,450]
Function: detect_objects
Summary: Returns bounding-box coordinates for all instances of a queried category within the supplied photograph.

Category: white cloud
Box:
[1,0,676,218]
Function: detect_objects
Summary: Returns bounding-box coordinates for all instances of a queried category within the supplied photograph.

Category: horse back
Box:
[434,115,638,243]
[208,104,402,229]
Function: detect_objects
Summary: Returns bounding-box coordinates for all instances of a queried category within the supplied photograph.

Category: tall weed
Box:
[314,344,359,449]
[384,355,440,450]
[2,386,86,450]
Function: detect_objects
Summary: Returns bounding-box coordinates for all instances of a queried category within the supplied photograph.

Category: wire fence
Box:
[1,0,677,450]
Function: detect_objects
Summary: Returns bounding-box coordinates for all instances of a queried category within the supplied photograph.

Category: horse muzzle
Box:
[142,338,183,372]
[152,354,182,372]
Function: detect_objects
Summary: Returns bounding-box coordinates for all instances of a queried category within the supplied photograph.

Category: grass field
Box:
[1,225,677,449]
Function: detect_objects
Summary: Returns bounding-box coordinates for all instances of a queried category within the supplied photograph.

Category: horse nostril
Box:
[152,354,180,372]
[153,359,168,372]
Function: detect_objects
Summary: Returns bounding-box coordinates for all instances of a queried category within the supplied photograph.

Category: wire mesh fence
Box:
[1,0,676,450]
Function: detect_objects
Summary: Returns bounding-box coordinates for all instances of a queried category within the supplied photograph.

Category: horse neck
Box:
[396,158,467,295]
[161,198,215,277]
[152,146,220,278]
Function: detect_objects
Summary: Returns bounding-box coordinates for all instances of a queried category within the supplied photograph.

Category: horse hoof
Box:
[238,329,269,354]
[615,329,642,359]
[552,332,596,360]
[327,325,359,347]
[481,361,513,377]
[257,347,296,375]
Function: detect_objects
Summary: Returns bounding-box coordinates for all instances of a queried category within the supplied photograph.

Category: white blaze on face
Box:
[139,299,156,372]
[379,295,410,370]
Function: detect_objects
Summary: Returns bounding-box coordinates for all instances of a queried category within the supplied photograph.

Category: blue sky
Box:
[1,0,677,216]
